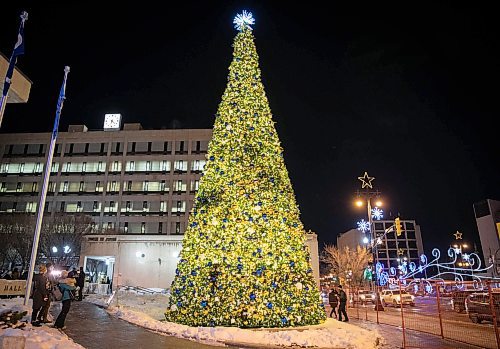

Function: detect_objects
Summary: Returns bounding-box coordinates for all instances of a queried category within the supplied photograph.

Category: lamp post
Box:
[355,172,384,310]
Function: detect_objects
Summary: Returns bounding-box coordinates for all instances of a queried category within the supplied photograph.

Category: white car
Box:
[380,289,415,307]
[355,290,376,305]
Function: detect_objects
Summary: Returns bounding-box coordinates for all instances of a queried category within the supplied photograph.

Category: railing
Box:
[344,280,500,349]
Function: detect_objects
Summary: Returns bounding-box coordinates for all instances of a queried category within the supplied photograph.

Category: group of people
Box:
[328,284,349,322]
[1,267,28,280]
[31,263,86,329]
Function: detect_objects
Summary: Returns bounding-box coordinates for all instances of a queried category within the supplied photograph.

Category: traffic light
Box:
[395,217,402,236]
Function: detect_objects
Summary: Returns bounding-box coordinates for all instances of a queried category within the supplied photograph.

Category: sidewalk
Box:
[57,301,237,349]
[350,319,481,349]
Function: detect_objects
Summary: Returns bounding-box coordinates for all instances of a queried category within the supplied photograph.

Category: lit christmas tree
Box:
[165,11,326,328]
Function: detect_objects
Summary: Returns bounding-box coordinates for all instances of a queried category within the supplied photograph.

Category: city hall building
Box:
[0,116,320,289]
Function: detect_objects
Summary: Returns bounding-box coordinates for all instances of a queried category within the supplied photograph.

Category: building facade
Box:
[473,199,500,276]
[0,122,211,235]
[337,219,424,271]
[0,119,321,289]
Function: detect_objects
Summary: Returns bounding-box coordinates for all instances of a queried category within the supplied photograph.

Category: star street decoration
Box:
[454,230,463,240]
[358,171,375,189]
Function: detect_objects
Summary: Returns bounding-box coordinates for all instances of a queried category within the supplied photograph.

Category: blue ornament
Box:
[175,268,180,276]
[210,156,215,161]
[250,293,256,301]
[256,268,262,276]
[175,289,180,295]
[257,248,262,253]
[201,301,207,308]
[191,270,197,276]
[177,301,182,307]
[267,302,273,309]
[287,306,293,312]
[237,263,243,270]
[258,201,262,206]
[281,317,287,325]
[271,282,277,288]
[289,261,295,267]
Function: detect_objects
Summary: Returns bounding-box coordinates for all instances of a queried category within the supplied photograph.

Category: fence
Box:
[347,280,500,349]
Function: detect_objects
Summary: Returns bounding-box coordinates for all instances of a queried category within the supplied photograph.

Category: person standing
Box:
[54,270,76,329]
[38,263,56,323]
[31,265,50,327]
[328,286,339,318]
[337,285,349,322]
[76,267,85,301]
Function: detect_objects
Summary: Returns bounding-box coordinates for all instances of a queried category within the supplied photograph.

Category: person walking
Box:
[337,285,349,322]
[328,286,339,318]
[31,265,50,327]
[54,270,76,329]
[76,267,85,301]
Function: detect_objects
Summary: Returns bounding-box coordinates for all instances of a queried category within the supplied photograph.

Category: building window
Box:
[16,182,22,192]
[146,161,151,171]
[160,180,166,192]
[65,162,71,172]
[51,163,59,173]
[112,161,120,172]
[77,201,82,212]
[158,222,163,234]
[0,182,5,192]
[126,201,131,212]
[143,180,149,192]
[160,201,166,212]
[48,182,55,192]
[12,202,17,212]
[63,181,69,192]
[32,182,38,192]
[162,160,169,172]
[60,202,65,212]
[141,222,145,234]
[111,181,117,192]
[79,181,85,192]
[127,181,132,191]
[34,162,41,173]
[95,181,101,192]
[110,201,116,212]
[175,222,181,234]
[107,222,113,230]
[143,201,148,212]
[124,222,128,233]
[97,161,104,172]
[93,201,99,211]
[196,141,201,152]
[82,162,87,173]
[176,201,182,211]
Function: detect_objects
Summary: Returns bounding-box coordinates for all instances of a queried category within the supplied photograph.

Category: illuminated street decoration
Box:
[371,207,383,220]
[453,230,463,240]
[357,171,375,189]
[357,219,370,232]
[376,246,498,289]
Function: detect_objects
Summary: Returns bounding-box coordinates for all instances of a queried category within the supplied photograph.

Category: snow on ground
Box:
[0,298,84,349]
[87,291,384,349]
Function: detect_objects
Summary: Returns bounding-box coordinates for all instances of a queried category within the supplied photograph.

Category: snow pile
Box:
[87,292,384,349]
[0,298,84,349]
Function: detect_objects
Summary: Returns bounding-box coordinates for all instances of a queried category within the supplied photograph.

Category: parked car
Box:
[380,289,415,307]
[451,289,479,313]
[467,292,500,324]
[354,290,376,305]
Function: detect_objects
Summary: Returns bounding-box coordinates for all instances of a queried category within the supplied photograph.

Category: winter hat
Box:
[60,270,69,278]
[39,265,47,273]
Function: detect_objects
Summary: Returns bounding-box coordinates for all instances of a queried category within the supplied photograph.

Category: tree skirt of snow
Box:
[0,298,83,349]
[92,298,383,349]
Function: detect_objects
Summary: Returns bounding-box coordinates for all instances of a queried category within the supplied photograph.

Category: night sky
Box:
[1,3,498,256]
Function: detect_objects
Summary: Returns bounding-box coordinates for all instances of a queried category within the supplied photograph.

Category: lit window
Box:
[141,222,146,234]
[175,222,181,234]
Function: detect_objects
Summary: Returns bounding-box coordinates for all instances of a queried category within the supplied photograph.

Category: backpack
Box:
[52,286,63,301]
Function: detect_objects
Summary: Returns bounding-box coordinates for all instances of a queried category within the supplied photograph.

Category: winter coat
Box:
[32,273,50,309]
[58,283,76,301]
[339,290,347,303]
[328,291,339,306]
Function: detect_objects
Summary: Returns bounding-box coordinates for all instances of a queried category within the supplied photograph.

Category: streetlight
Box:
[355,171,384,311]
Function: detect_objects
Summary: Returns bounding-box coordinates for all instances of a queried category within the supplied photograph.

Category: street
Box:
[346,296,499,349]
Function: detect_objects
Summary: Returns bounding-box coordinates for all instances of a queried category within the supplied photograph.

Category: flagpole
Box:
[0,11,28,128]
[24,66,70,306]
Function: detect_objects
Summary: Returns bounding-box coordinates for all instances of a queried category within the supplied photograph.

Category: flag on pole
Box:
[0,11,28,127]
[52,66,70,140]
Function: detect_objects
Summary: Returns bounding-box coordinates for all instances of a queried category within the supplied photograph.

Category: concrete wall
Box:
[81,233,321,290]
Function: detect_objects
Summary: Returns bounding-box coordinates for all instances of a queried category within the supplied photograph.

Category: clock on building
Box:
[104,114,121,130]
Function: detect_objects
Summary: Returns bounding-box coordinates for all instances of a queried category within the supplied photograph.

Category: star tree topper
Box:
[233,10,255,31]
[454,231,463,240]
[358,171,375,189]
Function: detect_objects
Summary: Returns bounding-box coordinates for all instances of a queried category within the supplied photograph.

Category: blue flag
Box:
[2,11,28,98]
[52,67,70,140]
